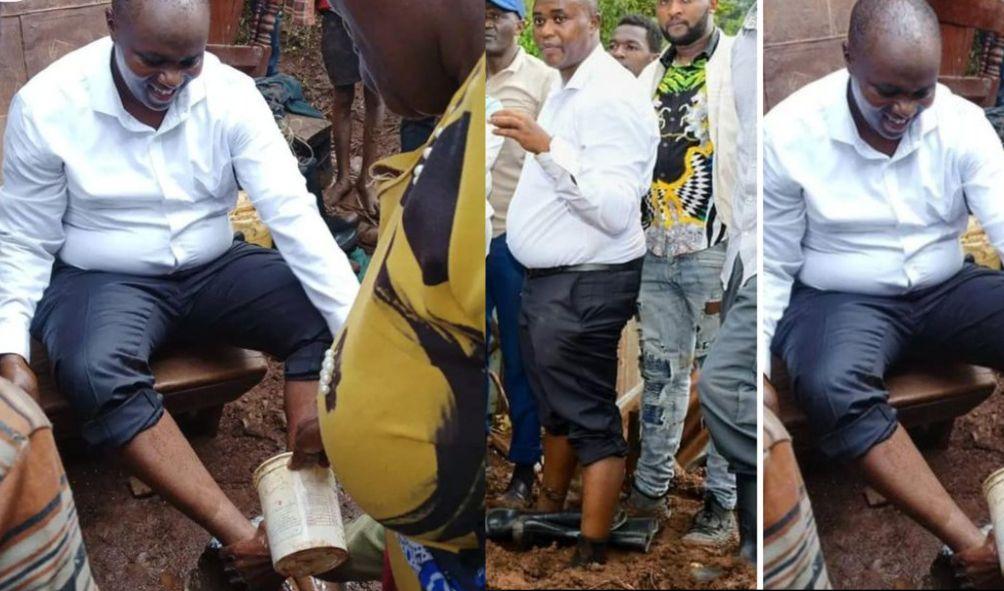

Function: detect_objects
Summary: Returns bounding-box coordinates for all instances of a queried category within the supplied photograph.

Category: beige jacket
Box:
[639,31,739,231]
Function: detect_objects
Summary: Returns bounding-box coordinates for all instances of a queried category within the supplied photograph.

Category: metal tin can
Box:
[253,452,347,577]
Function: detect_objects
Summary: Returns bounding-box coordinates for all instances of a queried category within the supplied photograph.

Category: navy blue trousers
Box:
[486,234,541,466]
[773,263,1004,461]
[31,241,331,449]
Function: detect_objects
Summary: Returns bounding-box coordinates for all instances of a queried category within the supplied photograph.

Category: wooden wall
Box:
[1,0,111,180]
[764,0,855,113]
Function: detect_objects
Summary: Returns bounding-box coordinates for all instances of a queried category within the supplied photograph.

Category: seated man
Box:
[763,0,1003,583]
[0,0,358,585]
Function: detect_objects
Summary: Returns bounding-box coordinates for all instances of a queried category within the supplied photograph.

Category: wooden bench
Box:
[772,357,998,450]
[31,340,268,441]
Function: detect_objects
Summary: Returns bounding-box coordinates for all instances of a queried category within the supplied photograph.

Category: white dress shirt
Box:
[762,68,1004,371]
[506,44,659,269]
[724,5,757,287]
[0,37,359,360]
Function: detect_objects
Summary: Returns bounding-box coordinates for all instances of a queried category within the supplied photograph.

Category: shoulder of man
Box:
[14,36,108,119]
[764,69,846,147]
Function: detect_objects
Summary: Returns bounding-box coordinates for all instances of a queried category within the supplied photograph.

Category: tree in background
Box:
[518,0,753,55]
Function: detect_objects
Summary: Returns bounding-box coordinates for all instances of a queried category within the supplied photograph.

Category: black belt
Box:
[525,258,643,279]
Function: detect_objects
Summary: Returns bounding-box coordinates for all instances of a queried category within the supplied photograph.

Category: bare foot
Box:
[326,177,354,209]
[220,522,285,591]
[355,179,379,222]
[953,532,1004,589]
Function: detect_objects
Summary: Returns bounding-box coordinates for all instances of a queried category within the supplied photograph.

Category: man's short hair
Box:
[847,0,940,52]
[616,14,662,54]
[112,0,209,23]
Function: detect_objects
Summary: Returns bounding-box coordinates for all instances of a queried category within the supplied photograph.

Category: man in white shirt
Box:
[491,0,659,566]
[764,0,1000,581]
[0,0,358,584]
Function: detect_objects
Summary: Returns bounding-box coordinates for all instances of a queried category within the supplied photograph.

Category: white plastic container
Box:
[982,467,1004,575]
[253,452,347,577]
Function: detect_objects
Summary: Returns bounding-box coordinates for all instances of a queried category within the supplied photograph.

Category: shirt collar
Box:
[497,46,527,77]
[562,42,606,91]
[660,28,721,68]
[86,36,208,133]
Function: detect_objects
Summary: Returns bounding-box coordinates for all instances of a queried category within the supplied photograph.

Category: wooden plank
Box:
[0,17,27,117]
[929,0,1004,36]
[940,24,975,76]
[208,44,271,78]
[940,75,995,106]
[209,0,244,45]
[1,0,109,18]
[20,4,109,78]
[765,38,845,112]
[764,0,832,44]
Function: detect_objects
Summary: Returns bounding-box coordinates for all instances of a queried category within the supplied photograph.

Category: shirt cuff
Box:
[536,136,581,182]
[0,320,32,362]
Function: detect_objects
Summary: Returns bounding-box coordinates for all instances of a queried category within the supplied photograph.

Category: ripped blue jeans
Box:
[635,242,736,508]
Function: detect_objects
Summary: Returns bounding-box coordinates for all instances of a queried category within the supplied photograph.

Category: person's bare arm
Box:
[0,355,39,402]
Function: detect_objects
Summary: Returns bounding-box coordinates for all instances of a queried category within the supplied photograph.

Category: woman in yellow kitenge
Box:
[290,2,485,590]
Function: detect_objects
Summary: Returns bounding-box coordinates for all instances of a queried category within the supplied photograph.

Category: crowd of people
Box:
[485,0,757,570]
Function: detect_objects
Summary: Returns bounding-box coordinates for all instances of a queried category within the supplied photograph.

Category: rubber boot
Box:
[736,473,757,564]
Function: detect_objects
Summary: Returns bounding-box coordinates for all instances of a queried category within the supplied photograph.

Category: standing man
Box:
[318,0,384,216]
[0,0,358,586]
[698,1,757,563]
[627,0,739,548]
[764,0,1004,583]
[492,0,659,566]
[485,0,557,509]
[608,14,662,77]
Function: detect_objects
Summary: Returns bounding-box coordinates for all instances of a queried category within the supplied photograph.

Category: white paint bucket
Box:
[982,467,1004,575]
[253,452,348,577]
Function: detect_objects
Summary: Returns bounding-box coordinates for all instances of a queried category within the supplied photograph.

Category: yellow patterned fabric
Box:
[319,58,486,557]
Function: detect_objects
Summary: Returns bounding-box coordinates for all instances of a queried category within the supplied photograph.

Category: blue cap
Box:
[488,0,525,18]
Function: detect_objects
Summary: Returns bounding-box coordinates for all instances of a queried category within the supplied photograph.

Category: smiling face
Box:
[655,0,716,46]
[609,24,657,76]
[845,36,939,140]
[486,3,523,58]
[107,0,208,112]
[532,0,599,73]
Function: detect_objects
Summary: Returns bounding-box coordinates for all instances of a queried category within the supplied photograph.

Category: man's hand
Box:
[0,354,39,402]
[490,109,552,155]
[289,415,328,470]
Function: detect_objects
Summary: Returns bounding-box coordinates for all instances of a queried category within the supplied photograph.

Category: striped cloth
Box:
[764,408,831,590]
[0,379,98,591]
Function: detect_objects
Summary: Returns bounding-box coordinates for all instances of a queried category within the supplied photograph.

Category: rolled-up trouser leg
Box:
[771,279,911,462]
[31,264,176,449]
[520,266,641,467]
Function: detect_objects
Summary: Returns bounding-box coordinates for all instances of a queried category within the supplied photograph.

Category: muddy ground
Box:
[805,387,1004,589]
[64,21,398,591]
[485,445,756,589]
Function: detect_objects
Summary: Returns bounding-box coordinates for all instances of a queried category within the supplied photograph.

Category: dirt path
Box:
[67,20,399,591]
[485,448,755,589]
[805,388,1004,589]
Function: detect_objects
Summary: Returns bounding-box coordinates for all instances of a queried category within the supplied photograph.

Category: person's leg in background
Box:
[631,243,733,531]
[487,234,540,507]
[320,10,362,207]
[267,8,282,76]
[698,261,757,562]
[356,85,385,214]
